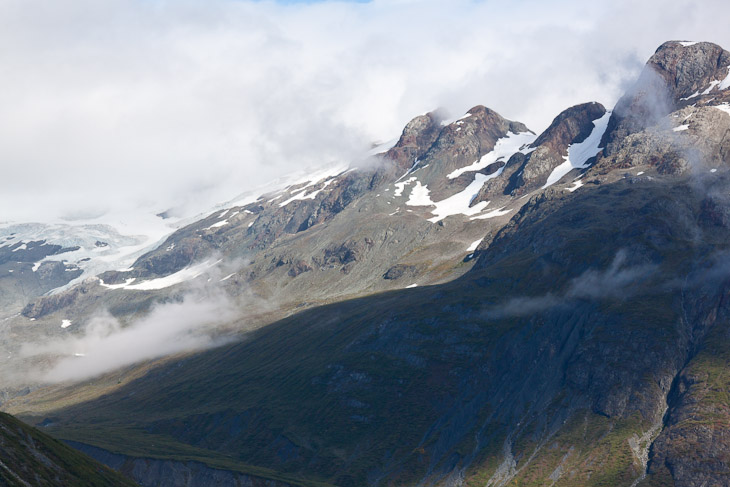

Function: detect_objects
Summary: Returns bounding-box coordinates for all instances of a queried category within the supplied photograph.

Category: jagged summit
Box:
[602,40,730,155]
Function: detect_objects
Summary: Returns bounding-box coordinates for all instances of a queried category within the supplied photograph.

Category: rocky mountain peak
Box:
[602,40,730,155]
[649,41,730,98]
[405,105,532,199]
[385,111,442,172]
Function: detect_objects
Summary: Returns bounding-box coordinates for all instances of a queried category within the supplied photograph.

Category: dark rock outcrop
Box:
[0,240,79,266]
[21,279,96,319]
[382,264,418,280]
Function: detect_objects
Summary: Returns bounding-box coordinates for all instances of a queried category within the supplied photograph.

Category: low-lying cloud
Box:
[485,251,658,319]
[19,290,237,383]
[2,0,730,222]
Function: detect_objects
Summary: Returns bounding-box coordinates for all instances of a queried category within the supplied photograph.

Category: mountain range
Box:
[2,40,730,486]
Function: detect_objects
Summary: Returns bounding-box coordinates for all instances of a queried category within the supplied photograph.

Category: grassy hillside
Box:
[0,412,137,487]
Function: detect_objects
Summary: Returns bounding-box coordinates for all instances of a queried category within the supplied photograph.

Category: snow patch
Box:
[98,277,137,290]
[394,177,417,197]
[32,262,41,272]
[543,111,611,188]
[447,131,536,180]
[207,220,229,229]
[711,168,718,173]
[673,124,689,132]
[566,180,584,192]
[428,175,492,222]
[99,260,221,291]
[279,178,335,207]
[406,284,418,288]
[470,207,512,220]
[406,182,434,207]
[680,91,700,101]
[61,319,72,329]
[467,238,483,252]
[637,171,645,176]
[713,103,730,117]
[679,41,699,47]
[701,80,722,95]
[719,66,730,90]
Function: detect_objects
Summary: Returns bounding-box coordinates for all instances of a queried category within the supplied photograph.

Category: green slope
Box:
[0,412,137,487]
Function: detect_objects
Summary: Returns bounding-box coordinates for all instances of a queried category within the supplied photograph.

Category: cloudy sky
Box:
[2,0,729,223]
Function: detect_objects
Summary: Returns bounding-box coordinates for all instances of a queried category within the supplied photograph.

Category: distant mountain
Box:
[4,40,730,487]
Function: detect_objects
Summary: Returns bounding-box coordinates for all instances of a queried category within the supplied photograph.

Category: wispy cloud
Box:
[485,251,658,319]
[19,290,237,383]
[1,0,729,222]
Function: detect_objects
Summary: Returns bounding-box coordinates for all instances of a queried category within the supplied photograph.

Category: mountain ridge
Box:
[3,39,730,486]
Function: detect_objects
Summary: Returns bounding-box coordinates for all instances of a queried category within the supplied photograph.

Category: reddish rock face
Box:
[384,112,443,173]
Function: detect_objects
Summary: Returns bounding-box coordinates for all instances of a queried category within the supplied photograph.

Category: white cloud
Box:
[19,291,237,383]
[1,0,729,222]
